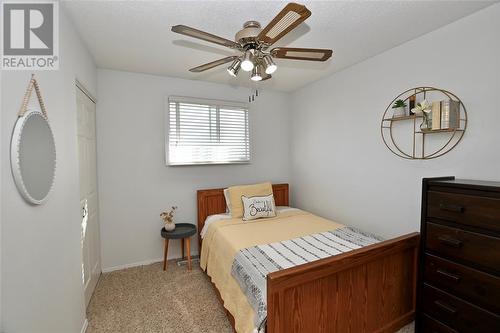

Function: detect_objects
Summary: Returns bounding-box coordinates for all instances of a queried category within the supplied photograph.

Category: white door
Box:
[76,86,101,306]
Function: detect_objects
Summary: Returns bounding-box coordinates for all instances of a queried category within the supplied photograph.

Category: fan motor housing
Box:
[235,21,261,46]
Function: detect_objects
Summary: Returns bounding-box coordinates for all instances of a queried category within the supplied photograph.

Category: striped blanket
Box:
[230,227,383,330]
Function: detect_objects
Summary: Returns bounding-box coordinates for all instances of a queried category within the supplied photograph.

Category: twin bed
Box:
[197,184,419,333]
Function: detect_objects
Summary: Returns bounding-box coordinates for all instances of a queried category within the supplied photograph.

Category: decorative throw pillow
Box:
[242,194,277,221]
[223,188,231,213]
[228,182,273,218]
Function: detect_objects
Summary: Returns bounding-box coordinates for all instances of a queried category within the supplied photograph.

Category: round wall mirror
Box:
[11,108,56,205]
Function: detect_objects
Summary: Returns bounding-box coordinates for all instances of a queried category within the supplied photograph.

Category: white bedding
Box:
[200,206,300,239]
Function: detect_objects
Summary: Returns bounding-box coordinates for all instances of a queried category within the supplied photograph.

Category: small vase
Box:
[164,221,176,232]
[420,116,432,131]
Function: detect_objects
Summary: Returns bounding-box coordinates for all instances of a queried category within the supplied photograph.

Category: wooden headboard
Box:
[196,184,289,247]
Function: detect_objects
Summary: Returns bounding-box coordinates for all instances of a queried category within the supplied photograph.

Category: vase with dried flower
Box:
[160,206,178,232]
[411,99,432,130]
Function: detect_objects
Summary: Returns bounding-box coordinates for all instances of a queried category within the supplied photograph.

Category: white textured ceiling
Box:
[63,0,496,92]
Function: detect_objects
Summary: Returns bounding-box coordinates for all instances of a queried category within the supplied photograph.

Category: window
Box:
[167,96,250,165]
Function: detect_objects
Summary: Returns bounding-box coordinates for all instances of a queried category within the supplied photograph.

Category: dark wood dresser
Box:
[417,177,500,332]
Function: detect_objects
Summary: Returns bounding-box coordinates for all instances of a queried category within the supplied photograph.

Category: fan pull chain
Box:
[248,89,259,103]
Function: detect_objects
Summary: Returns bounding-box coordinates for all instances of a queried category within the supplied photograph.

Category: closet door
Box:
[76,85,101,306]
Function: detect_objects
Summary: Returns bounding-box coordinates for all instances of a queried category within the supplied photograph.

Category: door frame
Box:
[76,79,97,104]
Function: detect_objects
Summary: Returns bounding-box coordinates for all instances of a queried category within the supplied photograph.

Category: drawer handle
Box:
[438,235,463,248]
[439,203,464,213]
[434,300,458,315]
[436,269,461,283]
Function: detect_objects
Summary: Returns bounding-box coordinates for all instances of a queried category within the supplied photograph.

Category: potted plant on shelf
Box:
[411,99,432,130]
[392,99,407,118]
[160,206,178,232]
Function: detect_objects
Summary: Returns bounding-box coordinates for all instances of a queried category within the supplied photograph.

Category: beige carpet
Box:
[87,260,415,333]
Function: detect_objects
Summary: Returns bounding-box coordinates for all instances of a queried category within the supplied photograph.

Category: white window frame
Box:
[165,96,250,166]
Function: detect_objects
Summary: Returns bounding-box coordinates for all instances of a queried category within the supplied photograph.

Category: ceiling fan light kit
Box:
[241,50,255,72]
[263,55,277,75]
[227,58,241,77]
[172,2,333,83]
[251,64,263,82]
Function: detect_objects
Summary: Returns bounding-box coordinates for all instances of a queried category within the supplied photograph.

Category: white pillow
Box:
[223,188,231,213]
[242,194,276,221]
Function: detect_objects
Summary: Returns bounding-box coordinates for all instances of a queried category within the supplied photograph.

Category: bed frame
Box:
[197,184,419,333]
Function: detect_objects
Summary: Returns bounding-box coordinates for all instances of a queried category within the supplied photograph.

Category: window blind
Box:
[167,96,250,165]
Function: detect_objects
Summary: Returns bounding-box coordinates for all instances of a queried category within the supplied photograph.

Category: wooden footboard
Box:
[266,232,420,333]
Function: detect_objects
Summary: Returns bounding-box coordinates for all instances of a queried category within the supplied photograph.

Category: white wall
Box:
[290,3,500,238]
[0,68,3,332]
[97,69,291,271]
[0,9,97,333]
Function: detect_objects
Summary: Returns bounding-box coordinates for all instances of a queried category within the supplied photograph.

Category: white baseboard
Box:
[80,318,88,333]
[101,257,163,273]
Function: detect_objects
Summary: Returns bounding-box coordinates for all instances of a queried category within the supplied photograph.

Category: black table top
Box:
[161,223,196,239]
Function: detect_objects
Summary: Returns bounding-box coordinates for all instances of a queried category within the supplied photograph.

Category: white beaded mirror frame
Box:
[10,75,56,205]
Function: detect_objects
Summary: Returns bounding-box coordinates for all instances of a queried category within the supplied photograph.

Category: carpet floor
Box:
[87,260,415,333]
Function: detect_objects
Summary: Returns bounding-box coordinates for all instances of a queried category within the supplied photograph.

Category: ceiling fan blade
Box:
[271,47,333,61]
[257,3,311,46]
[172,25,241,49]
[189,56,239,73]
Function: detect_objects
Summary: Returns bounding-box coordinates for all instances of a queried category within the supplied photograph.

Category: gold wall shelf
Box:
[380,87,467,160]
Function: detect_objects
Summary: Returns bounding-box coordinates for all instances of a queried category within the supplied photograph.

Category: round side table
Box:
[161,223,197,271]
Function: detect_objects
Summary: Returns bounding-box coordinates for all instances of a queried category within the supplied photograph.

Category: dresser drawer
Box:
[421,314,457,333]
[424,254,500,313]
[422,284,500,332]
[427,190,500,232]
[426,222,500,274]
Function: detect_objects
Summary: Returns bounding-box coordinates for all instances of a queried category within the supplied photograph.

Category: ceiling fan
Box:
[171,2,333,82]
